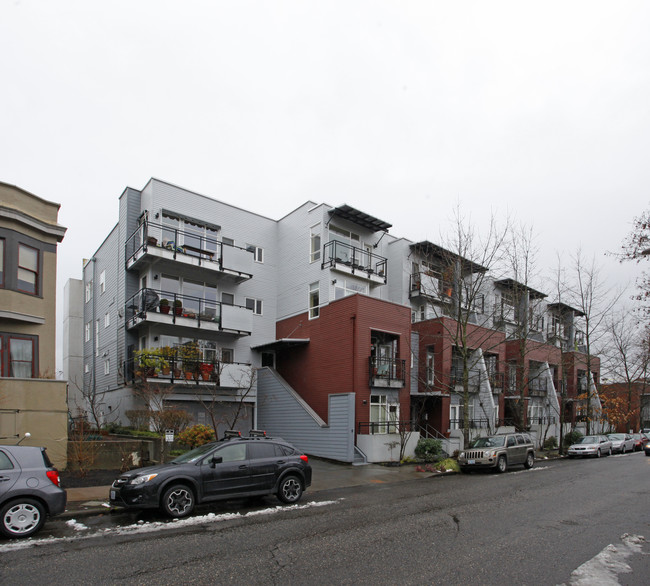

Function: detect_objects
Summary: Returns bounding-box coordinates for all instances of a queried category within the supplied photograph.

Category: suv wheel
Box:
[0,498,45,539]
[161,485,195,518]
[277,475,303,504]
[496,456,507,473]
[523,452,534,469]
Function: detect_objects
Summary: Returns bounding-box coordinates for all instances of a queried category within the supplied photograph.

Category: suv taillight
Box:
[300,455,309,463]
[46,470,61,487]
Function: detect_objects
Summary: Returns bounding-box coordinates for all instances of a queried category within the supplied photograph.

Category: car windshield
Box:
[171,442,219,463]
[471,437,505,448]
[579,436,600,444]
[608,434,624,440]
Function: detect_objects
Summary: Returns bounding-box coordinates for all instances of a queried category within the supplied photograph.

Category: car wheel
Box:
[607,448,612,456]
[596,449,601,458]
[161,485,195,518]
[524,452,534,469]
[496,456,507,473]
[0,498,46,539]
[277,475,303,504]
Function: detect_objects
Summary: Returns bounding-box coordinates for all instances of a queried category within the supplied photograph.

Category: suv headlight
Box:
[484,450,496,458]
[459,452,465,459]
[130,473,158,486]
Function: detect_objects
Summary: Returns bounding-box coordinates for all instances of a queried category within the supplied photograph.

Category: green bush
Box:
[543,436,558,450]
[177,424,216,449]
[414,438,443,462]
[564,430,583,449]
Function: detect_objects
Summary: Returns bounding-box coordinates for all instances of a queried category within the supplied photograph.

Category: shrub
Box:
[414,438,443,462]
[564,430,583,449]
[126,409,151,431]
[436,458,460,473]
[177,424,216,448]
[543,436,558,450]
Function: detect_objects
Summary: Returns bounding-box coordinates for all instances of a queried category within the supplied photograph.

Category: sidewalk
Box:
[61,459,437,518]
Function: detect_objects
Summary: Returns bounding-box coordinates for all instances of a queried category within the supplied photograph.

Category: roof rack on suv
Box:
[249,430,267,437]
[223,430,241,439]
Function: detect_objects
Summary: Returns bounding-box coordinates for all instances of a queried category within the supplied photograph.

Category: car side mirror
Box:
[210,456,223,468]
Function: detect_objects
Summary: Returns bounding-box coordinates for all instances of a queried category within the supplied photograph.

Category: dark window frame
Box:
[17,243,40,296]
[0,332,38,378]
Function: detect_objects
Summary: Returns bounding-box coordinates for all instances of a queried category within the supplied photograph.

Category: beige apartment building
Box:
[0,182,67,467]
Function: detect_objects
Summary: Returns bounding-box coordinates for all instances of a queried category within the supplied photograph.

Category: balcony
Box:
[369,357,406,388]
[409,271,453,302]
[528,378,547,397]
[357,420,414,435]
[322,241,387,284]
[125,221,253,282]
[125,288,252,336]
[125,351,252,388]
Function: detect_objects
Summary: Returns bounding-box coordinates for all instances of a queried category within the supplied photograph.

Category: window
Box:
[95,319,100,357]
[245,298,262,315]
[450,403,474,430]
[222,237,234,247]
[426,348,435,386]
[309,282,319,319]
[84,322,90,342]
[17,244,38,295]
[221,348,234,363]
[0,334,36,378]
[104,312,110,328]
[246,244,264,263]
[370,395,388,433]
[84,363,89,373]
[104,359,110,375]
[334,279,367,300]
[0,238,4,287]
[214,443,247,462]
[221,292,234,306]
[0,450,13,470]
[310,227,321,263]
[99,270,106,294]
[85,280,93,303]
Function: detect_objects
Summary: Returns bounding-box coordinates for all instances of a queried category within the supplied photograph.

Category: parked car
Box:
[630,433,648,452]
[109,431,312,518]
[0,445,67,539]
[644,437,650,457]
[607,433,635,454]
[458,433,535,473]
[567,435,612,458]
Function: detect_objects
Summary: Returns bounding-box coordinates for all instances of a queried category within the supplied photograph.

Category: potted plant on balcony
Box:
[159,298,170,314]
[134,348,169,378]
[173,299,183,316]
[199,361,213,381]
[179,342,200,380]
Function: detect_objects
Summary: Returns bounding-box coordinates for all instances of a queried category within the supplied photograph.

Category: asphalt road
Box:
[1,452,648,585]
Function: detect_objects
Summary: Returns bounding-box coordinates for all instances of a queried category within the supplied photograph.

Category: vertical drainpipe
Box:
[91,257,97,399]
[351,313,357,442]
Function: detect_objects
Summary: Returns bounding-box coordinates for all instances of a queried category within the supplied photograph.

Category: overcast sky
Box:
[1,1,648,350]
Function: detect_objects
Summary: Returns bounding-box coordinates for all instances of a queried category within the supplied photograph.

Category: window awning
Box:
[546,302,585,317]
[495,278,547,300]
[410,241,488,274]
[251,338,310,352]
[329,204,392,232]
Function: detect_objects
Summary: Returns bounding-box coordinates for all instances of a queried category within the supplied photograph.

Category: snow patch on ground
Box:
[564,534,647,586]
[0,499,342,553]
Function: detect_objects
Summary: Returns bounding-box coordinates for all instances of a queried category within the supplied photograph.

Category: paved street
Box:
[1,453,648,585]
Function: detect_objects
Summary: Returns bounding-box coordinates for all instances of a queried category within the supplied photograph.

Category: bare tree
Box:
[568,251,622,434]
[68,374,120,432]
[619,209,650,312]
[411,205,509,446]
[195,363,257,439]
[602,310,650,431]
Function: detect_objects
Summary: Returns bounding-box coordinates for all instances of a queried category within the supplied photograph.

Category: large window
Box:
[369,395,399,434]
[310,227,321,263]
[17,244,38,295]
[245,297,263,315]
[426,348,435,386]
[309,282,319,319]
[334,279,367,300]
[1,334,37,378]
[246,244,264,263]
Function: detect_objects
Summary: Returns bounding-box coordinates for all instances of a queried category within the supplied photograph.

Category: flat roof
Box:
[410,241,488,274]
[251,338,310,352]
[494,278,547,299]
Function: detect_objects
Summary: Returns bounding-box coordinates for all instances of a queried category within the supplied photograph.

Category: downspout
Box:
[91,257,97,400]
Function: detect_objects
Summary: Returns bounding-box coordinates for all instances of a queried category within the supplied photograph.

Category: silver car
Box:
[0,445,67,539]
[607,433,635,454]
[567,435,612,458]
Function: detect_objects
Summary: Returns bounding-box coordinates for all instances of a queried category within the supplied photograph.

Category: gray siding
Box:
[257,368,355,462]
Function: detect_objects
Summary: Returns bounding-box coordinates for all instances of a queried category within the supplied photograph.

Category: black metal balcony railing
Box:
[322,241,387,282]
[125,288,225,326]
[369,357,406,386]
[125,349,248,385]
[125,220,253,277]
[357,420,415,435]
[449,418,491,429]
